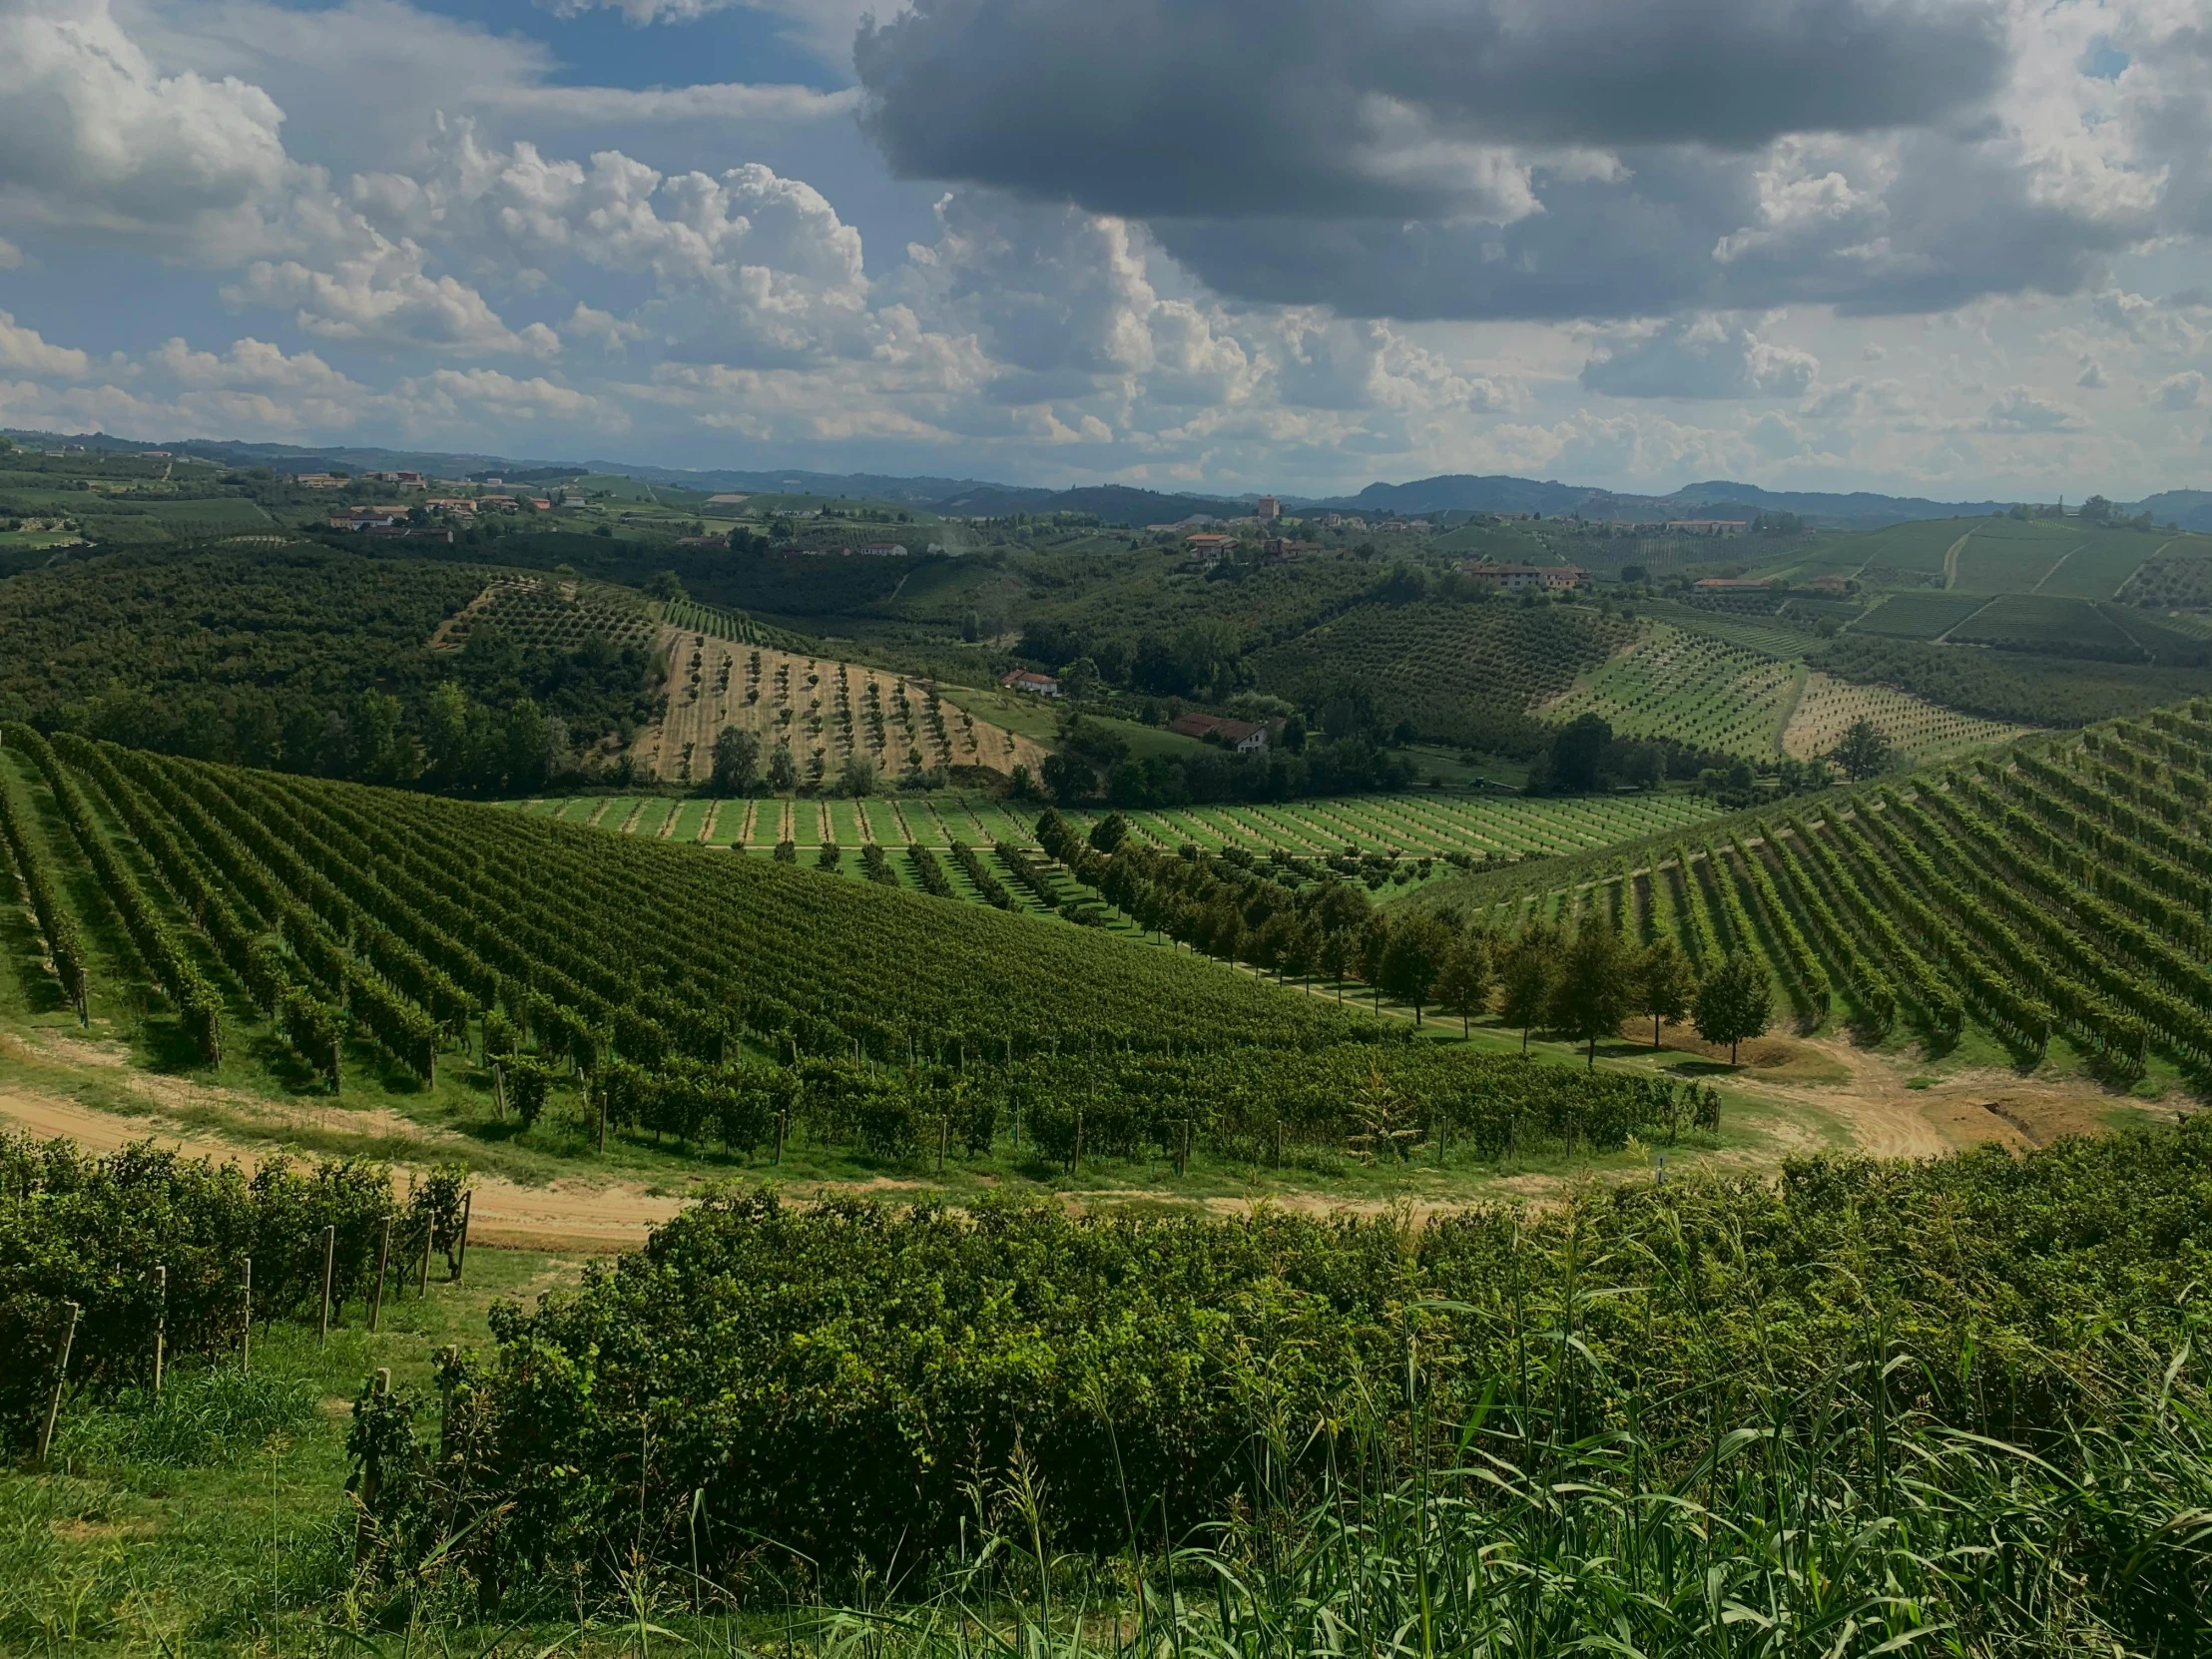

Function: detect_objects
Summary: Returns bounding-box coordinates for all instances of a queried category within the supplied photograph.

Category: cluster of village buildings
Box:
[299,469,583,539]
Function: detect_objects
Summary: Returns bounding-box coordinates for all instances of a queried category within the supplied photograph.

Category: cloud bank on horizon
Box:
[0,0,2205,497]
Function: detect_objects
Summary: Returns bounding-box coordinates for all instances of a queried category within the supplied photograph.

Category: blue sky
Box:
[0,0,2207,499]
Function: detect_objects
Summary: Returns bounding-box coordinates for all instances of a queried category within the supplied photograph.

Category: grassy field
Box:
[1948,592,2142,651]
[1946,517,2081,592]
[1541,621,1804,757]
[1849,590,1990,639]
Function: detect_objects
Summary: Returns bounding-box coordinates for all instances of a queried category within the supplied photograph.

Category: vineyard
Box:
[337,1123,2212,1650]
[627,633,1048,786]
[0,731,1707,1176]
[1248,600,1633,751]
[513,788,1729,903]
[1849,589,1991,639]
[1431,697,2212,1083]
[1540,621,1803,757]
[1779,670,2031,764]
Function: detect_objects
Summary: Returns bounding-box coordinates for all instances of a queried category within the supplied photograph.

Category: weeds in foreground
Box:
[329,1329,2211,1659]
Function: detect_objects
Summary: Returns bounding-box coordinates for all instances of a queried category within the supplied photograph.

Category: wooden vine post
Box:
[418,1217,433,1295]
[454,1191,473,1283]
[37,1301,81,1462]
[240,1257,252,1376]
[355,1368,391,1566]
[317,1224,337,1346]
[368,1216,391,1333]
[153,1265,167,1396]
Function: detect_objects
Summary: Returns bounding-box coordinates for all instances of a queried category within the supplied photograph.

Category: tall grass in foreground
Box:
[346,1328,2212,1658]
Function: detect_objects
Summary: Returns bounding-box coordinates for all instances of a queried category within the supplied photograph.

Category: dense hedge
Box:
[360,1118,2212,1589]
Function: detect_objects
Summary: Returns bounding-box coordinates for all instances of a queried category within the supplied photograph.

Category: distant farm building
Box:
[1170,713,1272,753]
[1002,670,1062,697]
[1667,519,1749,535]
[1462,562,1583,592]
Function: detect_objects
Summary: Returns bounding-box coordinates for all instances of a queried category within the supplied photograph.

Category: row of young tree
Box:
[1039,811,1774,1063]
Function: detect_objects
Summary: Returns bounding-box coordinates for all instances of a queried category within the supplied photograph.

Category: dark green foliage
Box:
[949,839,1017,908]
[354,1119,2212,1595]
[906,841,954,897]
[1810,634,2212,726]
[0,546,658,792]
[1692,950,1773,1062]
[1250,600,1633,754]
[0,1133,399,1449]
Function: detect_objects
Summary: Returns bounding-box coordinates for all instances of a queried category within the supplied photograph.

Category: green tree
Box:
[1088,812,1130,853]
[1547,923,1636,1069]
[712,726,760,795]
[1832,719,1892,783]
[1380,912,1454,1025]
[1354,914,1392,1013]
[502,698,549,792]
[1433,931,1493,1036]
[1060,657,1100,702]
[766,741,798,793]
[1635,937,1696,1048]
[1694,951,1774,1064]
[1497,928,1558,1053]
[354,690,422,788]
[839,752,878,797]
[422,681,471,786]
[1317,926,1352,1002]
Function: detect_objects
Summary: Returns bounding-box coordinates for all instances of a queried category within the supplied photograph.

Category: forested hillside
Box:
[0,548,664,791]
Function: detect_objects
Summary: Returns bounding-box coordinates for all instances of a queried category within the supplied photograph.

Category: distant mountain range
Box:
[8,427,2207,532]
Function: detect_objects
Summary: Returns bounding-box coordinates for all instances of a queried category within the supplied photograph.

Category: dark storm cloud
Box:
[854,0,2008,221]
[851,0,2159,322]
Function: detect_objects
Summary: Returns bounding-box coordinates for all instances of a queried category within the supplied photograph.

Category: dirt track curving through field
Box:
[0,1074,684,1251]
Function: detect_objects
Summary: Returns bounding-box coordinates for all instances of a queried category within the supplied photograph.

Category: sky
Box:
[0,0,2208,500]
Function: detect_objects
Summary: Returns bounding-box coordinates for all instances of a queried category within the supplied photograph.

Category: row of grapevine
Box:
[0,1132,470,1449]
[1724,831,1830,1021]
[4,726,222,1060]
[0,757,88,1020]
[1753,820,1895,1034]
[948,840,1017,909]
[1440,698,2212,1076]
[352,1121,2212,1588]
